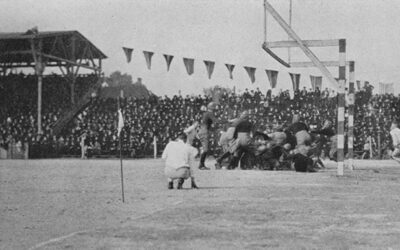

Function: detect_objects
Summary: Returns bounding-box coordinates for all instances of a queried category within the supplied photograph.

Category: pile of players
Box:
[196,102,337,172]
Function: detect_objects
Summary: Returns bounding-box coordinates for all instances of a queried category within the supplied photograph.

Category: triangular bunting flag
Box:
[143,51,154,70]
[310,75,323,91]
[183,58,194,75]
[265,69,278,89]
[244,66,256,83]
[204,60,215,79]
[122,47,133,63]
[163,54,174,71]
[225,64,235,79]
[310,75,316,90]
[315,76,322,90]
[289,73,300,91]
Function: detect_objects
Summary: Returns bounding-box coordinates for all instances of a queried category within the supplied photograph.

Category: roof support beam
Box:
[264,39,340,48]
[263,0,338,89]
[40,53,99,71]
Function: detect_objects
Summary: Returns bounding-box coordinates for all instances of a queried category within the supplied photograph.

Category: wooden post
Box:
[377,127,381,159]
[70,36,77,105]
[35,39,44,135]
[288,0,292,63]
[348,61,355,170]
[337,39,346,176]
[369,135,373,159]
[154,136,157,159]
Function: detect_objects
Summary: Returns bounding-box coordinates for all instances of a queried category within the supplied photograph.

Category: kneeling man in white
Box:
[162,133,198,189]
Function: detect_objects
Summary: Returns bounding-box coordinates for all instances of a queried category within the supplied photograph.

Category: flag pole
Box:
[118,96,125,203]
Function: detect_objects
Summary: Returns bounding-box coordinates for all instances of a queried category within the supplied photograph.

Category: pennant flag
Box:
[163,54,174,71]
[315,76,322,90]
[310,75,322,91]
[204,60,215,79]
[143,51,154,69]
[356,80,361,90]
[265,69,278,88]
[122,47,133,63]
[380,82,394,94]
[289,73,301,91]
[225,64,235,79]
[244,66,256,83]
[183,58,195,75]
[117,108,124,136]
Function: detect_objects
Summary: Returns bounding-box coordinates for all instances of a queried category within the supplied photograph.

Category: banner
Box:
[225,64,235,79]
[244,66,256,83]
[163,54,174,71]
[265,70,278,89]
[183,58,195,75]
[143,51,154,69]
[310,75,322,91]
[289,73,300,91]
[122,47,133,63]
[204,60,215,79]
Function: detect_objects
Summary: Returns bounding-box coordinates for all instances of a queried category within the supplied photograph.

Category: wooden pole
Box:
[348,61,355,170]
[264,0,267,43]
[36,39,44,135]
[337,39,346,176]
[369,135,373,159]
[118,97,125,203]
[288,0,292,63]
[70,36,76,105]
[154,136,157,159]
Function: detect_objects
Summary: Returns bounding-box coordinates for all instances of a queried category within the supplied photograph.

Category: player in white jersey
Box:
[162,133,198,189]
[390,121,400,162]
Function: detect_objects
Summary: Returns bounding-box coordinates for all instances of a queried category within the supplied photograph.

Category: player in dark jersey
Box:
[197,102,221,170]
[228,112,253,169]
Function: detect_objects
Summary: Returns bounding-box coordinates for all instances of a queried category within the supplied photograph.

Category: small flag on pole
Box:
[122,47,133,63]
[117,108,124,136]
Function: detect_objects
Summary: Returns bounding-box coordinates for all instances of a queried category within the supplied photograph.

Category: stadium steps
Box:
[52,80,101,136]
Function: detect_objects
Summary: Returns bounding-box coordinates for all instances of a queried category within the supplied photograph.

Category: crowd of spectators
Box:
[1,74,399,159]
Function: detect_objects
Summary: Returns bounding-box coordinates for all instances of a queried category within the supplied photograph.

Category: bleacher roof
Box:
[0,30,107,66]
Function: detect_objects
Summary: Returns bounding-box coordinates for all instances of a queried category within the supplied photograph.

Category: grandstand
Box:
[0,29,106,158]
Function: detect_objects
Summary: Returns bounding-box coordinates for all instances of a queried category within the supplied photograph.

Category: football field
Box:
[1,158,400,249]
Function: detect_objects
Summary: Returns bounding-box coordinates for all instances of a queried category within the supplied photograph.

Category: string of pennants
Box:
[123,47,364,91]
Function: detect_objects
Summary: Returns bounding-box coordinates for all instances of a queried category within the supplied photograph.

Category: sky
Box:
[1,0,400,96]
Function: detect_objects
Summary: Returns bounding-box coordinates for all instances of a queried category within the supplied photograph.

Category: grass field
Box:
[1,158,400,249]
